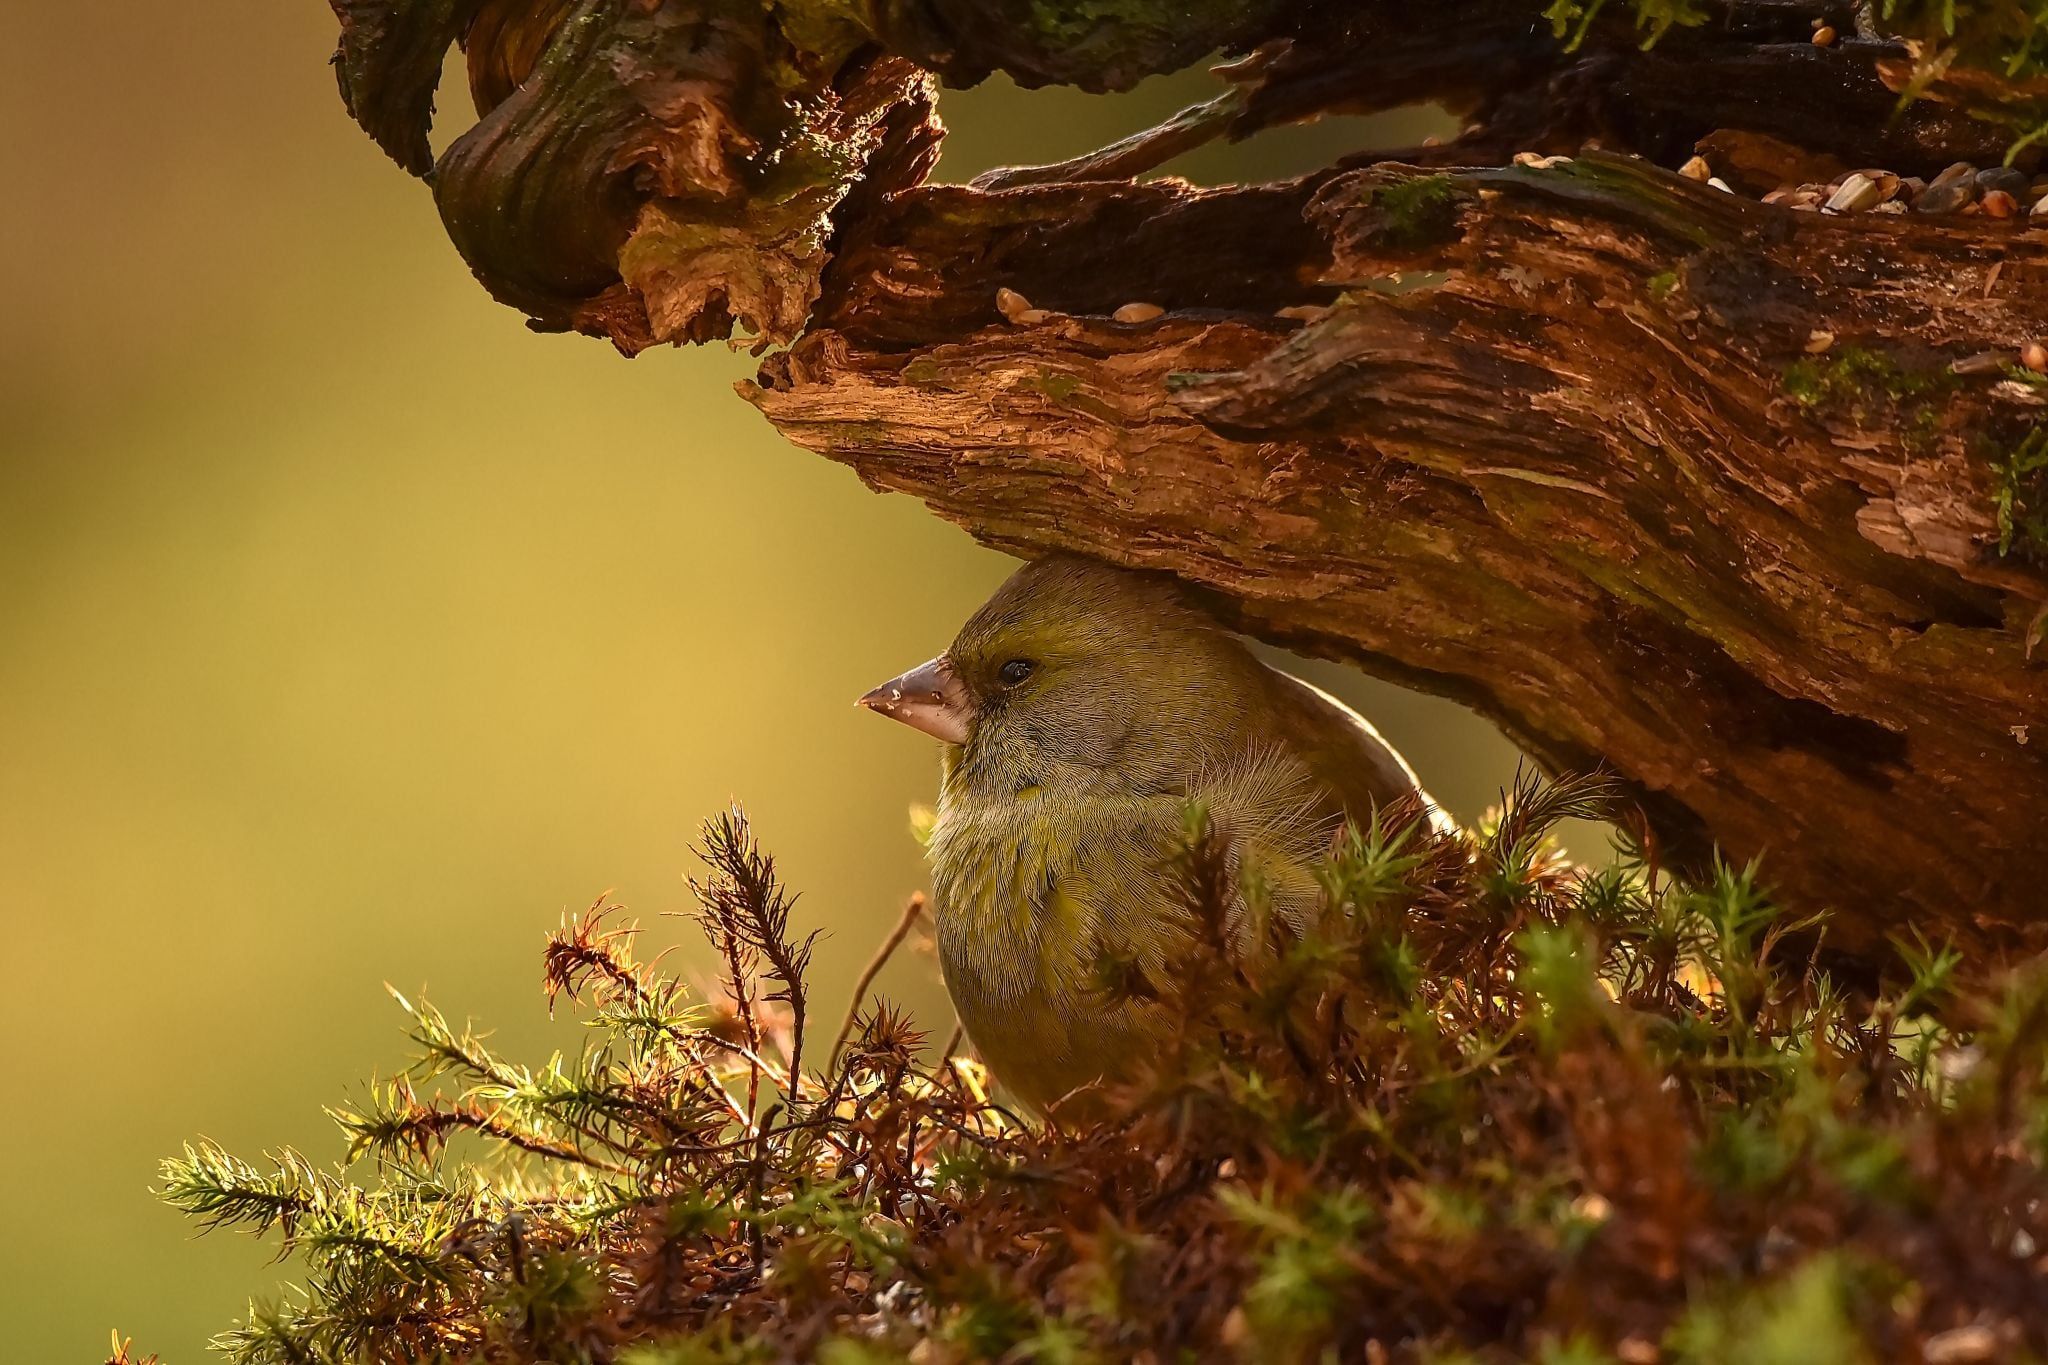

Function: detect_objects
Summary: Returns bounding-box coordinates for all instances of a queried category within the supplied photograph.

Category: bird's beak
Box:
[858,655,972,746]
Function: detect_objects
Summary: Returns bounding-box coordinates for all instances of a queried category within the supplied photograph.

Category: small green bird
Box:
[860,555,1432,1113]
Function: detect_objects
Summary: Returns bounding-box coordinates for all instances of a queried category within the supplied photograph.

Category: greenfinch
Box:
[860,555,1432,1112]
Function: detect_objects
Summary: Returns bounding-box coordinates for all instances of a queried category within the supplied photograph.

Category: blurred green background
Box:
[0,8,1528,1359]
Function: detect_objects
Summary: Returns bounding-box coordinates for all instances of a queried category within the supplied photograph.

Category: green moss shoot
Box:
[1368,175,1461,249]
[1994,424,2048,559]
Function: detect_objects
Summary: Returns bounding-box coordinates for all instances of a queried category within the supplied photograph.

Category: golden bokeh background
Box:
[0,8,1533,1358]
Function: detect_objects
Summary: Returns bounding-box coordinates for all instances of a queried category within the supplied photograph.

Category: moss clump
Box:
[1993,425,2048,559]
[900,358,946,387]
[1783,345,1958,447]
[1367,174,1462,248]
[1664,1254,1875,1365]
[157,780,2048,1364]
[1784,345,1954,407]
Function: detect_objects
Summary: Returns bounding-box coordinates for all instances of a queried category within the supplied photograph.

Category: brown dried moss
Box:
[156,780,2048,1363]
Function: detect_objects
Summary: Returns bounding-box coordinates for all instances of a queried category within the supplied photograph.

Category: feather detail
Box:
[906,554,1434,1112]
[928,744,1341,1111]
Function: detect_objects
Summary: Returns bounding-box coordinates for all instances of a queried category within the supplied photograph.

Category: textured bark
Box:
[323,0,2048,958]
[328,0,2048,354]
[748,156,2048,956]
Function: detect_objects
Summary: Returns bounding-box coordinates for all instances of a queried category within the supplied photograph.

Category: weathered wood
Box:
[328,0,2046,354]
[748,156,2048,955]
[322,0,2048,956]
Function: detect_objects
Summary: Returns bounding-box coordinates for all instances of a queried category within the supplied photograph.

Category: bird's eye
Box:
[997,658,1036,687]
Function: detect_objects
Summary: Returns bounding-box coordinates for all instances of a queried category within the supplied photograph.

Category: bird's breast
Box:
[928,798,1063,1005]
[927,792,1165,1111]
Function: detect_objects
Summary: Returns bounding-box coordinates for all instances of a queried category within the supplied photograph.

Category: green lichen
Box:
[1031,368,1123,421]
[825,419,891,447]
[1523,155,1730,249]
[1035,370,1082,403]
[1646,269,1680,300]
[1992,425,2048,560]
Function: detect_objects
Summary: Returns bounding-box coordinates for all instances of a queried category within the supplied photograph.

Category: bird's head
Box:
[859,556,1258,796]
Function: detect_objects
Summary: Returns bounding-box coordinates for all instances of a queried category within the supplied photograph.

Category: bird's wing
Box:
[1258,664,1450,834]
[1040,753,1332,980]
[1194,745,1341,937]
[1197,744,1342,870]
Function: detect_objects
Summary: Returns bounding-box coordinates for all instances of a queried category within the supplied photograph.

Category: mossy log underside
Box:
[326,0,2048,958]
[751,158,2048,957]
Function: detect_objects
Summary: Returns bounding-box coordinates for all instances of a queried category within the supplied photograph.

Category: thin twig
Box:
[969,90,1244,191]
[828,894,927,1074]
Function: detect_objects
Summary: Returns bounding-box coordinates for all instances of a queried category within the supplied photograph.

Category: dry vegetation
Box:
[141,777,2048,1363]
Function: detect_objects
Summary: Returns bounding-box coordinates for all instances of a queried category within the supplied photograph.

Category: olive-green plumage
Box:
[862,556,1431,1113]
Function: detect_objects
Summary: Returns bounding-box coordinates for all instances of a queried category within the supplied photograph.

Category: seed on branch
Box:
[1915,163,1981,214]
[996,287,1034,324]
[1951,351,2010,376]
[1922,1325,2001,1364]
[1825,174,1882,213]
[1977,167,2030,198]
[1915,181,1977,213]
